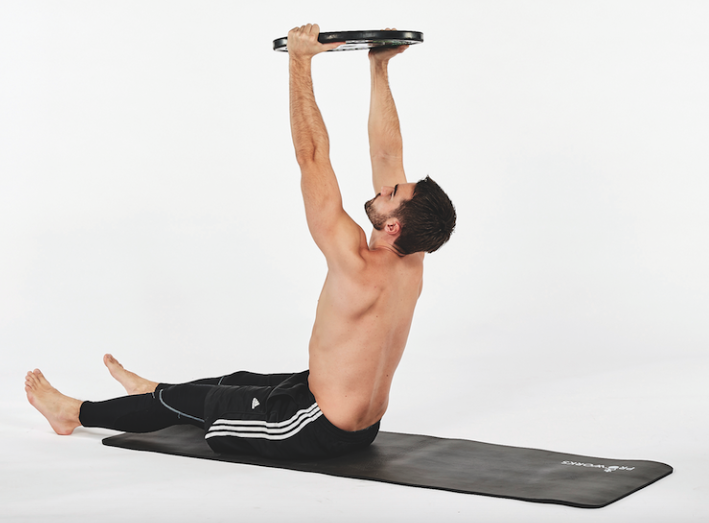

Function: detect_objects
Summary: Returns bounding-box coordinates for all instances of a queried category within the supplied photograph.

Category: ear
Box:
[384,219,401,236]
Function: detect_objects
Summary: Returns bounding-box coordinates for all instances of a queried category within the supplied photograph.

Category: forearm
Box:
[290,57,330,165]
[289,55,342,214]
[368,59,405,189]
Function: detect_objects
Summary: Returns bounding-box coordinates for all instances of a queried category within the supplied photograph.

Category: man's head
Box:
[365,176,456,255]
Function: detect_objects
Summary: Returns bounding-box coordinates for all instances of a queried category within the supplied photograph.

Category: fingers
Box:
[287,23,317,46]
[289,23,318,37]
[294,23,316,34]
[288,23,342,57]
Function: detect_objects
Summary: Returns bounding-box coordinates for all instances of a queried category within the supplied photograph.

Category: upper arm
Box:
[299,159,367,265]
[371,154,407,194]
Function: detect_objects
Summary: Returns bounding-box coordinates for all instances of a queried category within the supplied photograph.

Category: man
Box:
[24,24,456,460]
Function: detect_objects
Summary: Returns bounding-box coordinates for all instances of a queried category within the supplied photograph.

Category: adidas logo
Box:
[252,398,260,409]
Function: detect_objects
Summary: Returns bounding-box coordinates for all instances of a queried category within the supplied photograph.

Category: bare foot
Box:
[25,369,82,435]
[103,354,158,395]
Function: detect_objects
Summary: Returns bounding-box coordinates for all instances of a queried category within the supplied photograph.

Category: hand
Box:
[287,24,343,59]
[369,28,408,63]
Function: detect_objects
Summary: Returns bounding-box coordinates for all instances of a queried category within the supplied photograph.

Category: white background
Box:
[1,1,707,521]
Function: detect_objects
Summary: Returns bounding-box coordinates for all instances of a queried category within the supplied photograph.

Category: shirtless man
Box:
[25,24,456,459]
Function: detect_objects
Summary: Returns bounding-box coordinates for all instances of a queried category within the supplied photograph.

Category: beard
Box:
[364,198,387,230]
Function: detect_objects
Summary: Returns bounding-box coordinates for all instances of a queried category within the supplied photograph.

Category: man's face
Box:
[364,183,416,229]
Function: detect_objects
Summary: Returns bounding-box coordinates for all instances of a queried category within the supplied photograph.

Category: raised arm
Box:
[288,25,365,263]
[368,44,409,193]
[288,25,341,165]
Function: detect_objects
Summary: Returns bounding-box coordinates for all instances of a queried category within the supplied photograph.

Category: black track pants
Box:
[79,371,292,433]
[79,370,380,459]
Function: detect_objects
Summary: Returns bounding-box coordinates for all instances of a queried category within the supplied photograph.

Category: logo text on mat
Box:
[561,461,636,473]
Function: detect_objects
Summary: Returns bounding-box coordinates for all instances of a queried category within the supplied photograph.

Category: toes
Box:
[25,372,37,390]
[105,354,121,367]
[32,369,50,386]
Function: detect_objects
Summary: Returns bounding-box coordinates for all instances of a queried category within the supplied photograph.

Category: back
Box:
[308,231,424,432]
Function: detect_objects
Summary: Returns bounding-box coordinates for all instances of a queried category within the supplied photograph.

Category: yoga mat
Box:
[103,425,672,508]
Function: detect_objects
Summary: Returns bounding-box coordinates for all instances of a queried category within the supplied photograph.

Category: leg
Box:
[25,369,82,435]
[26,367,213,435]
[103,354,158,395]
[199,371,293,387]
[80,383,211,433]
[104,353,292,392]
[160,371,295,389]
[203,370,380,459]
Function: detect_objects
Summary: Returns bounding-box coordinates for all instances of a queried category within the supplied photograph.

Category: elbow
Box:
[295,148,316,167]
[293,137,319,165]
[295,146,329,168]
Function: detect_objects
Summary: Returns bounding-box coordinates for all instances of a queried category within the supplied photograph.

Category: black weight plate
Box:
[273,30,423,52]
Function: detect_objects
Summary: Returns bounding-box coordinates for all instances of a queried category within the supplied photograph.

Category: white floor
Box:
[3,352,707,523]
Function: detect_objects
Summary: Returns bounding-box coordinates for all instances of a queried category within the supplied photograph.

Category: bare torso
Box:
[308,229,424,431]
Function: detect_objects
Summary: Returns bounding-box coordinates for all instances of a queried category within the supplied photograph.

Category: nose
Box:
[380,186,394,197]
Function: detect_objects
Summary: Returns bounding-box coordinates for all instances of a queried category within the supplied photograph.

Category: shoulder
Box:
[323,226,370,273]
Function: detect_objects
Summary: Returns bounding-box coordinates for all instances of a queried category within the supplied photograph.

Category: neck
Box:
[368,235,404,257]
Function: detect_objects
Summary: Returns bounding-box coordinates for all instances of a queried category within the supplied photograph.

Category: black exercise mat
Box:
[103,425,672,508]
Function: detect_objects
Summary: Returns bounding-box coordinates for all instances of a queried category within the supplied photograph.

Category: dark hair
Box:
[393,176,456,255]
